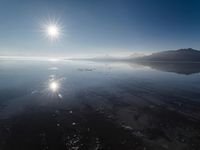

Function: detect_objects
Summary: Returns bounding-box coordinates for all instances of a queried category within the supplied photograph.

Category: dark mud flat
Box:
[0,60,200,150]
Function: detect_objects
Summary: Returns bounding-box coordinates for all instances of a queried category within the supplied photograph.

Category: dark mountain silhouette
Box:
[135,48,200,62]
[73,48,200,74]
[134,61,200,75]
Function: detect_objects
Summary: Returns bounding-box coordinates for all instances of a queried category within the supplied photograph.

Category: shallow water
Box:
[0,60,200,150]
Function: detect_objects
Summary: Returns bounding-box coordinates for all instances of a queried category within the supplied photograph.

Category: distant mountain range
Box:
[73,48,200,74]
[75,48,200,62]
[135,48,200,62]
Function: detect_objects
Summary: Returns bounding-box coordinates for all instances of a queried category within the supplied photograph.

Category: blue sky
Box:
[0,0,200,57]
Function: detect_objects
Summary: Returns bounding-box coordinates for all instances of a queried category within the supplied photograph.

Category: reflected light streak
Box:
[48,58,60,62]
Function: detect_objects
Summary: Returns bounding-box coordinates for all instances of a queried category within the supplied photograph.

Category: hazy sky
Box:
[0,0,200,57]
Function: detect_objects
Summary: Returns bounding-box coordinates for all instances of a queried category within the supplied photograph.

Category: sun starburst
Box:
[40,16,64,42]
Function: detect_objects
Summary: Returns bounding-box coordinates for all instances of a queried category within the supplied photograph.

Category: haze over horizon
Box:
[0,0,200,57]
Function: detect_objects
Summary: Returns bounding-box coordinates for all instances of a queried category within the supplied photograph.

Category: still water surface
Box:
[0,60,200,150]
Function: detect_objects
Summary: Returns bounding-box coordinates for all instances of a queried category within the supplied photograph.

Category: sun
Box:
[47,25,60,38]
[40,17,64,41]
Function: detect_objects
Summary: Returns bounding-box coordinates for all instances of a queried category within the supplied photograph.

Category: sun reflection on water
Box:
[49,81,59,92]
